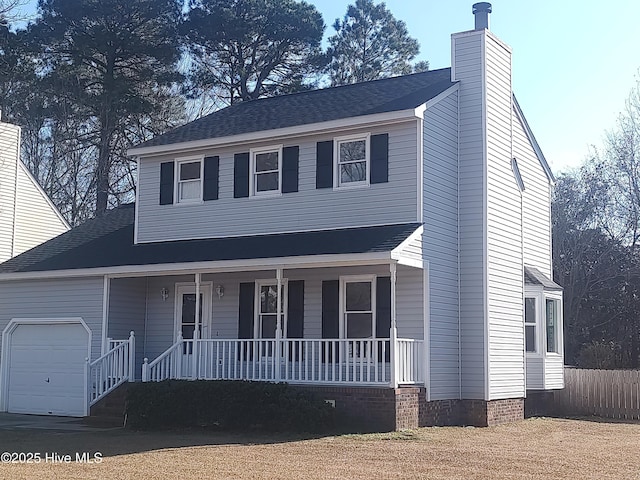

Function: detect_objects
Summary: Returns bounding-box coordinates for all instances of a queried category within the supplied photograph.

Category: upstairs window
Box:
[176,159,202,203]
[335,134,370,187]
[251,146,282,196]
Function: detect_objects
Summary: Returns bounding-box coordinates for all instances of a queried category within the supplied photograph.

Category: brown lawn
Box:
[0,417,638,479]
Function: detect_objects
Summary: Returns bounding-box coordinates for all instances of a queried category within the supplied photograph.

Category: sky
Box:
[13,0,640,174]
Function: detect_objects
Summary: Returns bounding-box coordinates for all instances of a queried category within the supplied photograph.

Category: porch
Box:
[91,258,427,407]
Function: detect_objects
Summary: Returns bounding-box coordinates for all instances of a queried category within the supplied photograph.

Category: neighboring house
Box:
[0,4,563,429]
[0,115,69,264]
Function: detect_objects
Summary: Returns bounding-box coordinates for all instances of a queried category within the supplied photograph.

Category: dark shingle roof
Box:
[524,266,563,291]
[0,205,420,274]
[134,68,454,149]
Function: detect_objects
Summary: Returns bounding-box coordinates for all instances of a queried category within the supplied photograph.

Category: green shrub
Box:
[126,380,335,433]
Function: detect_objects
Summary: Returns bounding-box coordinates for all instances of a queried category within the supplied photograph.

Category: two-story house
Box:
[0,3,563,429]
[0,114,69,263]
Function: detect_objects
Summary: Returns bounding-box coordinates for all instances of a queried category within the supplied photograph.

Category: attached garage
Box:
[1,319,91,417]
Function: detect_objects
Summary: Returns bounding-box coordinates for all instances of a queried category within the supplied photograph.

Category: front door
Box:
[175,283,212,347]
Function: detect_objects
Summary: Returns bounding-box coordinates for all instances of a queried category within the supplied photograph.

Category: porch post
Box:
[193,273,201,380]
[275,267,283,382]
[128,331,135,381]
[390,262,399,388]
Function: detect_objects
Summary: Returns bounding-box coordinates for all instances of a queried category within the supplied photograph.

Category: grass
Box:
[0,417,639,479]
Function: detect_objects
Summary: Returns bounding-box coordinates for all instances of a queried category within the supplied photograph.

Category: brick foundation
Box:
[292,385,524,430]
[292,385,427,431]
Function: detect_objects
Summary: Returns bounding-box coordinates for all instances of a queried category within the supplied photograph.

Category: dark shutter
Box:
[282,146,299,193]
[370,133,389,184]
[316,141,333,189]
[376,276,392,361]
[321,280,339,362]
[238,282,255,360]
[159,162,174,205]
[203,156,219,201]
[234,152,250,198]
[287,280,304,361]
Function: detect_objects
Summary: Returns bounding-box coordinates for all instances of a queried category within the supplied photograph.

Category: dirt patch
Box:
[0,417,638,479]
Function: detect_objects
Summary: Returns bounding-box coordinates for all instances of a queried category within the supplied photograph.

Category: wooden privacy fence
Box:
[554,368,640,420]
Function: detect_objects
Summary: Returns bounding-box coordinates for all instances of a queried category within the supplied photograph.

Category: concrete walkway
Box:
[0,413,119,432]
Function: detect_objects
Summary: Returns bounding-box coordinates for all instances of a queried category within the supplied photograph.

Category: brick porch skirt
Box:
[292,385,524,431]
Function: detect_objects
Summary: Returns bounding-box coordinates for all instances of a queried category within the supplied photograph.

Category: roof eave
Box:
[127,108,422,158]
[0,251,396,281]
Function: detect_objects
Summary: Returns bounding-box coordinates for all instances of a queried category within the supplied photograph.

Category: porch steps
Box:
[85,383,128,428]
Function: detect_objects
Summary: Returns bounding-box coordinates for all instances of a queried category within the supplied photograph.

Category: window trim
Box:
[524,287,563,358]
[249,145,283,197]
[333,133,371,189]
[174,156,204,204]
[339,274,377,339]
[524,296,538,354]
[545,294,563,355]
[254,278,288,339]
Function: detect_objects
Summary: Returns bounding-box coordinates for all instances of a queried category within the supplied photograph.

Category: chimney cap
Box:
[472,2,492,14]
[472,2,492,30]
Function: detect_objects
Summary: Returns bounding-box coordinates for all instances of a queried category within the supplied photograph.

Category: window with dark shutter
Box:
[203,156,219,201]
[321,280,339,362]
[287,280,304,361]
[370,133,389,184]
[234,152,250,198]
[316,141,333,189]
[238,282,255,360]
[282,146,299,193]
[159,161,174,205]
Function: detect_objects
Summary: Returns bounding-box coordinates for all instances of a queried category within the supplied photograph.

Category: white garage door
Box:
[7,323,89,417]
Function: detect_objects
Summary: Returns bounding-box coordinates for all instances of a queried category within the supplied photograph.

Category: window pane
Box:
[255,152,279,172]
[180,161,200,180]
[181,293,203,325]
[346,313,373,338]
[546,299,558,353]
[346,282,372,311]
[525,298,536,324]
[260,285,278,314]
[179,180,201,200]
[525,325,536,353]
[261,315,277,338]
[340,162,367,183]
[182,324,195,340]
[256,172,279,192]
[339,140,366,162]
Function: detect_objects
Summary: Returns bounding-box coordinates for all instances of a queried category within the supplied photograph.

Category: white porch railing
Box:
[142,337,424,386]
[396,338,424,384]
[88,331,135,406]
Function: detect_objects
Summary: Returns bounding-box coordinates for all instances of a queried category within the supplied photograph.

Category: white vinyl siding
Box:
[107,277,147,378]
[13,164,68,256]
[514,110,553,279]
[0,121,68,263]
[136,122,418,242]
[485,31,525,400]
[453,31,487,400]
[423,89,460,400]
[0,277,105,363]
[0,121,19,263]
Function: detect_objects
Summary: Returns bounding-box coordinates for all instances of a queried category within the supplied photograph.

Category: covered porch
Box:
[91,223,427,406]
